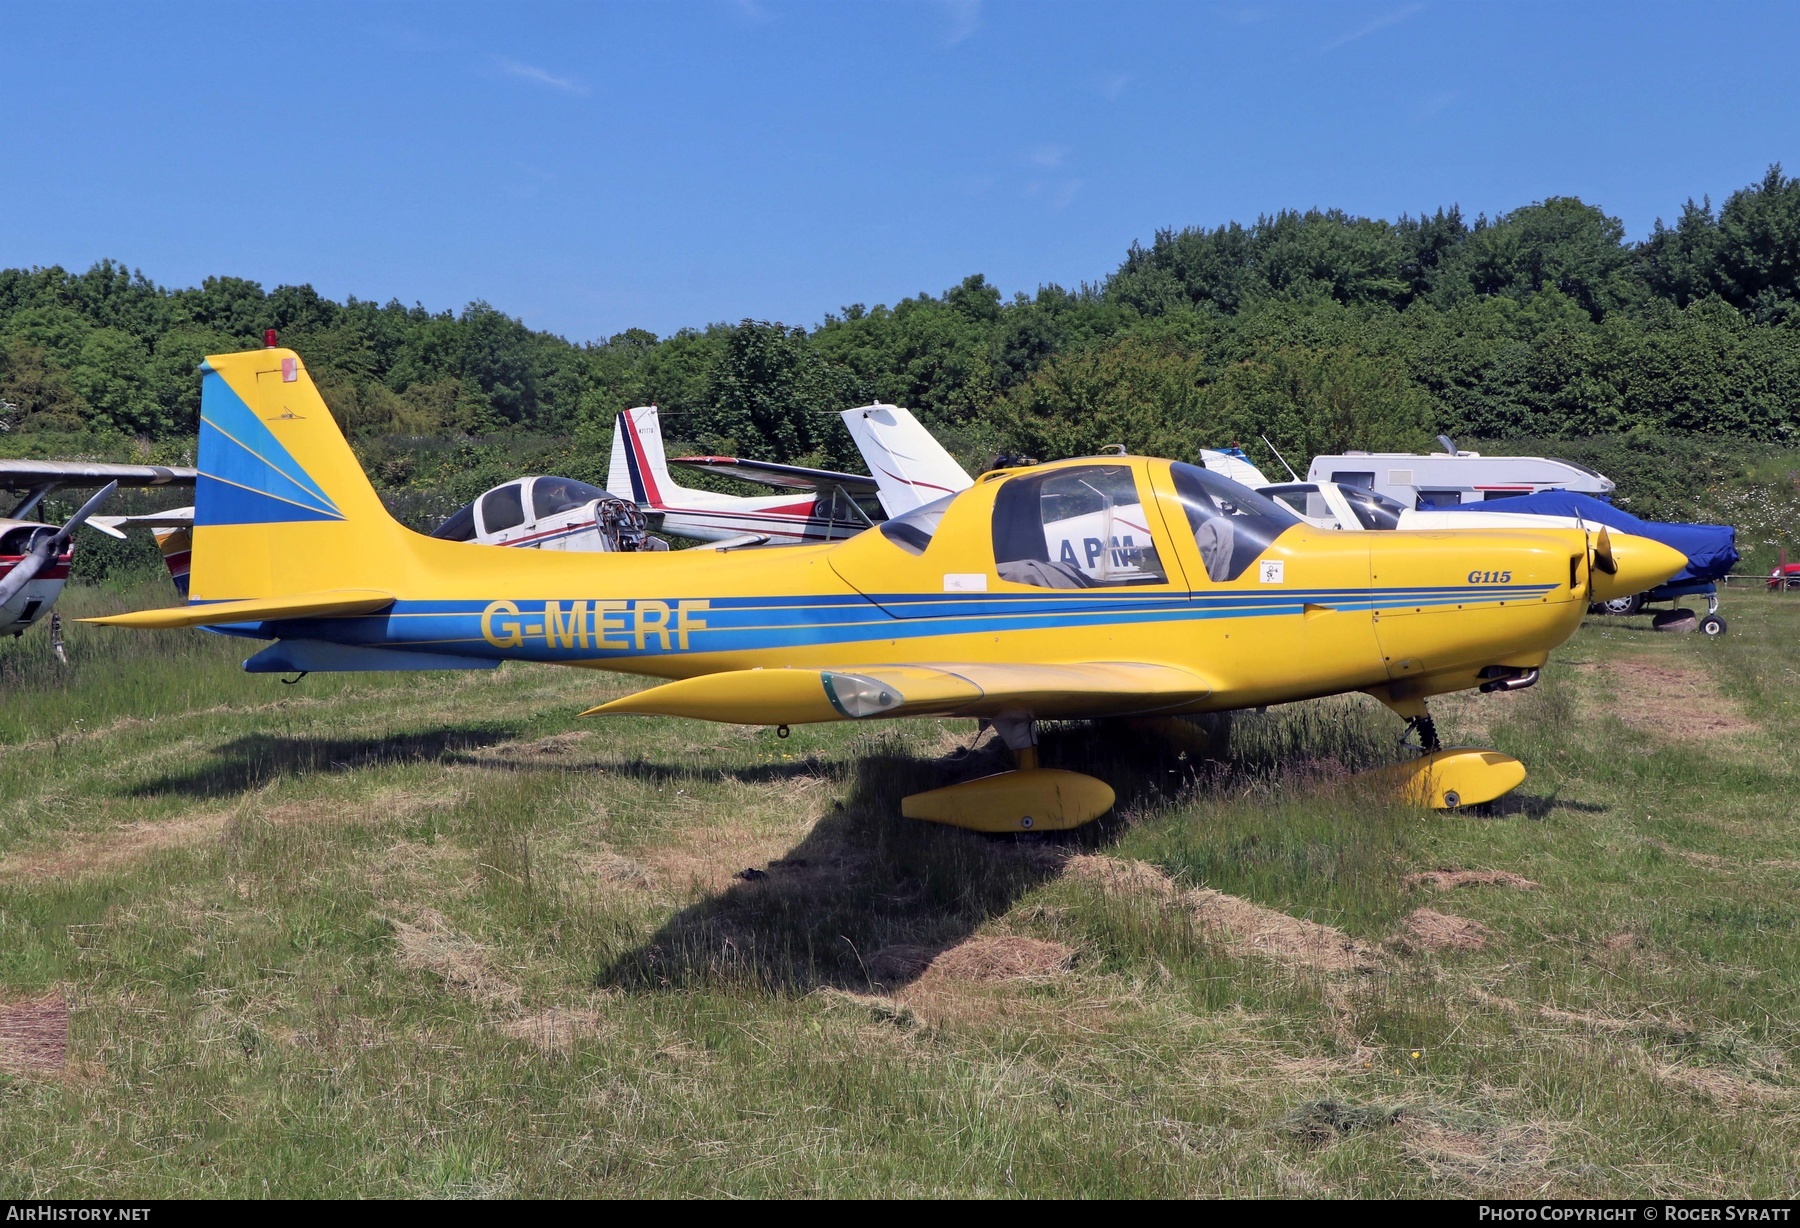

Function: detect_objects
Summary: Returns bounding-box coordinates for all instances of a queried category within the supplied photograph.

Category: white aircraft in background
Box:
[605,403,972,547]
[95,402,979,574]
[0,459,195,635]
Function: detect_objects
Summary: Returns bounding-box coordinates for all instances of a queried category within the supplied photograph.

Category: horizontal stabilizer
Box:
[88,508,196,540]
[81,588,395,629]
[584,661,1211,725]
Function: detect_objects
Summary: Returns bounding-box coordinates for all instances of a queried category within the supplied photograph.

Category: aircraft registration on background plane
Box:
[87,346,1687,831]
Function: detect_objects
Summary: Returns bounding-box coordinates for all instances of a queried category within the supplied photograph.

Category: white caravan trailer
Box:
[1305,435,1613,509]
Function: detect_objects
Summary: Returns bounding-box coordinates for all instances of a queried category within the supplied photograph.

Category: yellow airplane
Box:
[87,347,1686,830]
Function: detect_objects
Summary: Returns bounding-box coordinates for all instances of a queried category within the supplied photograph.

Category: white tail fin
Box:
[1200,448,1273,489]
[840,404,972,517]
[606,406,694,508]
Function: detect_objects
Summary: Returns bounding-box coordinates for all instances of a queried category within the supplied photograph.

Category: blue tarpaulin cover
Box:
[1437,491,1739,585]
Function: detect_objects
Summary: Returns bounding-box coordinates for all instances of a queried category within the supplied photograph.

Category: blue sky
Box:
[2,2,1796,342]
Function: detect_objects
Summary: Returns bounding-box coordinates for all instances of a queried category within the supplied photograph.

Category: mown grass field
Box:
[1,581,1797,1197]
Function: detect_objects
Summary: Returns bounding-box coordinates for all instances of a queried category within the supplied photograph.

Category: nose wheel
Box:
[1367,698,1526,810]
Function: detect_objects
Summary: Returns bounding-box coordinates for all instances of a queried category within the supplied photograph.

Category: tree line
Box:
[4,165,1800,485]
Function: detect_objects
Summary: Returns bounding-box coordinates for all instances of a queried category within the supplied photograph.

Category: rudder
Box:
[605,406,688,508]
[190,348,408,601]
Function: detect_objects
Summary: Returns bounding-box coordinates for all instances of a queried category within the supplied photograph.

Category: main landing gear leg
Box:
[901,714,1114,834]
[1360,696,1527,811]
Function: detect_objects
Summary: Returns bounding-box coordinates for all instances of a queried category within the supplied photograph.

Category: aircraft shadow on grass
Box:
[589,719,1607,996]
[125,725,521,799]
[593,724,1193,997]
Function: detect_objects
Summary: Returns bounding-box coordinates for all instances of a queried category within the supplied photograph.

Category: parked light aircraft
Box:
[606,405,876,546]
[87,348,1687,830]
[414,403,972,558]
[428,475,668,554]
[606,402,973,547]
[0,459,196,634]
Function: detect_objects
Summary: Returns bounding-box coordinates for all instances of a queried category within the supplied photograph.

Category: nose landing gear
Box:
[1364,697,1527,810]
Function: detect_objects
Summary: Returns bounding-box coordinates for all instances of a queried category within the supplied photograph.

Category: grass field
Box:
[1,582,1797,1197]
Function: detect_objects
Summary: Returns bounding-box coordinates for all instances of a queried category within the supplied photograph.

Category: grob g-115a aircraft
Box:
[88,348,1687,830]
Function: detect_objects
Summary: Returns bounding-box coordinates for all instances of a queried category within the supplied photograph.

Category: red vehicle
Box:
[1769,563,1800,590]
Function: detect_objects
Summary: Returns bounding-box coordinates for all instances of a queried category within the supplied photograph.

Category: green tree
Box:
[700,321,867,464]
[1430,197,1635,319]
[71,328,161,435]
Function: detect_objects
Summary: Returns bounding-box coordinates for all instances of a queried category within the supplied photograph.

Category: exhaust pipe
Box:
[1478,666,1540,694]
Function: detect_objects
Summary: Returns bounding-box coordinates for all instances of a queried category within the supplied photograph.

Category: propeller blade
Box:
[48,481,118,549]
[1592,526,1618,576]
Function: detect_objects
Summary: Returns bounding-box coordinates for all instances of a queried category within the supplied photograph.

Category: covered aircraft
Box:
[0,459,196,635]
[88,348,1688,829]
[1202,449,1740,635]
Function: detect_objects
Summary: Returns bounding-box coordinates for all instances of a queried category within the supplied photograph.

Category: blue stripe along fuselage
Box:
[200,582,1559,662]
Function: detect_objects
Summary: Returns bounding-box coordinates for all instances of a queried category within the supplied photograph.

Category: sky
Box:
[2,1,1797,343]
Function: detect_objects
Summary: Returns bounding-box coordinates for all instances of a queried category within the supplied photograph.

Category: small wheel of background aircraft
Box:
[0,460,196,635]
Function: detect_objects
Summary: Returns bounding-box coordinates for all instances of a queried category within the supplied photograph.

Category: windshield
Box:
[431,502,478,541]
[1262,483,1336,522]
[532,476,609,519]
[1168,462,1298,582]
[1341,487,1405,531]
[880,493,955,556]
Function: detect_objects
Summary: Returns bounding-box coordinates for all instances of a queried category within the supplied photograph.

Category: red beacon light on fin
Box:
[264,329,278,348]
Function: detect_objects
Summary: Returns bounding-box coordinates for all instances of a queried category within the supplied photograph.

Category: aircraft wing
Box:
[582,661,1212,724]
[80,589,396,630]
[0,459,198,489]
[669,455,880,495]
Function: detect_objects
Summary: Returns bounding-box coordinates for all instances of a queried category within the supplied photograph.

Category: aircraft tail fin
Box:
[840,404,973,517]
[1199,447,1273,489]
[188,348,412,602]
[607,406,691,508]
